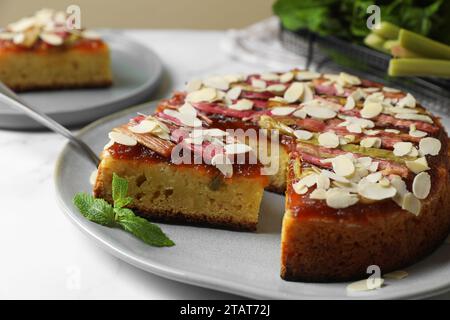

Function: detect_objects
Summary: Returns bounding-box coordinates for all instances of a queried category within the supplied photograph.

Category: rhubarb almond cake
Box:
[0,9,112,91]
[93,69,450,282]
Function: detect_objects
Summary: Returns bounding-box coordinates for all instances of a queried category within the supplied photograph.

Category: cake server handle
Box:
[0,82,100,166]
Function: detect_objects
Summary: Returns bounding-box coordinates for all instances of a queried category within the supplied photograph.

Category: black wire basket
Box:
[280,27,450,116]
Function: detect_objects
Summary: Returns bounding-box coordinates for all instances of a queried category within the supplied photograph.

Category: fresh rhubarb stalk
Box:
[364,33,388,53]
[391,45,423,58]
[372,21,400,40]
[388,58,450,78]
[399,29,450,60]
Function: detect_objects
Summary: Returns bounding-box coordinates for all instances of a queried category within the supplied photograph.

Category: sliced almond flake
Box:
[379,177,390,187]
[366,92,384,103]
[266,84,286,92]
[129,120,159,134]
[318,132,339,148]
[7,17,36,32]
[343,96,355,110]
[260,73,279,81]
[321,169,350,183]
[364,129,380,136]
[397,93,416,108]
[229,99,254,111]
[368,161,379,172]
[347,278,384,292]
[284,82,304,103]
[419,137,441,156]
[366,172,382,183]
[332,155,355,177]
[223,74,244,83]
[402,192,421,215]
[384,270,408,280]
[390,175,408,206]
[362,87,380,93]
[358,179,397,200]
[203,76,229,90]
[13,33,25,44]
[409,125,427,138]
[299,173,318,187]
[360,137,381,148]
[303,104,336,120]
[292,109,307,119]
[0,32,14,40]
[202,128,229,137]
[293,129,313,140]
[334,83,344,95]
[302,83,314,102]
[280,71,294,83]
[226,86,242,100]
[179,102,197,116]
[295,71,321,81]
[251,78,267,89]
[186,87,217,103]
[310,188,327,200]
[351,88,367,101]
[383,87,401,93]
[385,128,400,134]
[224,143,252,155]
[361,102,383,119]
[40,32,63,45]
[339,72,361,86]
[211,154,233,178]
[270,106,296,116]
[346,123,362,133]
[393,142,413,157]
[185,79,203,92]
[395,113,433,124]
[81,30,101,40]
[326,188,359,209]
[386,107,419,115]
[412,172,431,199]
[316,173,331,190]
[405,157,430,174]
[357,157,373,169]
[407,147,419,157]
[108,131,137,146]
[292,181,308,195]
[89,170,98,186]
[103,139,114,150]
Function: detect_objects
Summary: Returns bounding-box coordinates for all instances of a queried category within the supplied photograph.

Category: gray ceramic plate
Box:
[55,101,450,299]
[0,31,162,130]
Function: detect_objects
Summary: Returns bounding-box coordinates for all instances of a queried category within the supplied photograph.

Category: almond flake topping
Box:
[293,130,313,141]
[226,86,242,100]
[163,109,202,127]
[40,32,63,45]
[108,132,137,146]
[361,102,383,119]
[310,188,327,199]
[409,124,427,138]
[360,137,381,148]
[292,181,308,195]
[302,103,337,120]
[186,87,217,103]
[405,157,430,174]
[358,179,397,200]
[229,99,254,111]
[280,71,294,83]
[295,71,321,81]
[260,73,279,81]
[347,278,384,292]
[343,96,355,110]
[331,155,355,177]
[266,84,286,92]
[129,120,159,134]
[402,192,421,215]
[224,143,252,155]
[292,109,307,119]
[339,72,361,86]
[251,79,267,89]
[318,132,340,148]
[186,79,203,92]
[203,76,229,91]
[395,113,433,124]
[211,154,233,178]
[397,93,416,108]
[419,137,441,156]
[284,82,304,103]
[270,106,296,116]
[412,172,431,200]
[393,142,413,157]
[383,87,401,93]
[326,188,359,209]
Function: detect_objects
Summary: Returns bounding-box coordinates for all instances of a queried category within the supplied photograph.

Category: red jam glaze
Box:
[106,143,267,181]
[0,38,106,53]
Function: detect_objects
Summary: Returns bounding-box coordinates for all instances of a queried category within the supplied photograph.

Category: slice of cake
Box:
[93,70,450,282]
[0,9,112,92]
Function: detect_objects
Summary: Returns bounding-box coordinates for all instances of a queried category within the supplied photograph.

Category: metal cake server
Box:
[0,82,100,166]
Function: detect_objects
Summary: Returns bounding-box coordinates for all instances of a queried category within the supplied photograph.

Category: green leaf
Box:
[112,173,132,209]
[116,208,175,247]
[73,193,115,227]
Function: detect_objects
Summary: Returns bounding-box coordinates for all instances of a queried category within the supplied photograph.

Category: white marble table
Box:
[0,30,448,299]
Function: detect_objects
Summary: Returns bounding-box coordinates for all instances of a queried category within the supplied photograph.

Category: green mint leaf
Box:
[115,208,175,247]
[73,193,115,227]
[112,173,132,209]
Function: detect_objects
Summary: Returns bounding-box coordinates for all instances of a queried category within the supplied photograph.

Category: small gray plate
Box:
[0,31,162,130]
[55,101,450,299]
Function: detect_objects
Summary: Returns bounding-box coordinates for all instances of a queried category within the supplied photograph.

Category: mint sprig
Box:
[73,173,175,247]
